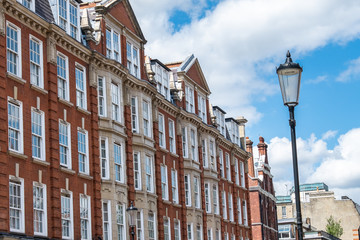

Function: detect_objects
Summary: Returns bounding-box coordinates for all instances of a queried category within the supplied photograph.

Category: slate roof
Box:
[35,0,54,23]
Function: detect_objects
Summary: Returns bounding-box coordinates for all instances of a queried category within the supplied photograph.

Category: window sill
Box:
[58,98,74,107]
[99,116,111,121]
[78,172,93,180]
[76,106,91,115]
[7,72,26,85]
[60,166,75,175]
[112,120,124,127]
[30,84,48,95]
[8,150,28,159]
[169,151,179,158]
[32,158,50,166]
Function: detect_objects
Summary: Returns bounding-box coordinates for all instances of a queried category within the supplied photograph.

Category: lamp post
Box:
[126,201,138,240]
[277,50,303,240]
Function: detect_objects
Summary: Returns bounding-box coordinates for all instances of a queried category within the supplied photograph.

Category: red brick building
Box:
[247,137,278,240]
[0,0,253,239]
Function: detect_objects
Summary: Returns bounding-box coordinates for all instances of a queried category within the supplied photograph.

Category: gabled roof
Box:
[102,0,146,43]
[173,54,211,94]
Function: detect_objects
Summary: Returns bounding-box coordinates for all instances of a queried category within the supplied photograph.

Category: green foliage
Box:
[325,215,344,238]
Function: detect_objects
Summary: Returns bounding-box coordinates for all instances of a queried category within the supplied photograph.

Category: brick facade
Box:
[0,0,254,239]
[247,137,278,240]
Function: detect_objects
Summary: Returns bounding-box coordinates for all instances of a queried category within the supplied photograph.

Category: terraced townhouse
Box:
[0,0,253,239]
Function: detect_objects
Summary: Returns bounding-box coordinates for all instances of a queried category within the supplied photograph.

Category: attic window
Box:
[106,27,121,62]
[18,0,35,11]
[52,0,81,41]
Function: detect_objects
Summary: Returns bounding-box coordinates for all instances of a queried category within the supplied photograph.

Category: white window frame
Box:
[237,197,242,224]
[219,149,224,178]
[142,99,151,137]
[163,217,171,240]
[6,22,22,78]
[80,194,91,240]
[240,161,245,188]
[235,158,240,186]
[106,26,121,62]
[204,182,211,213]
[169,119,176,153]
[116,203,126,240]
[209,139,216,171]
[57,52,70,101]
[98,76,107,117]
[102,200,112,240]
[197,94,207,123]
[202,139,208,168]
[171,169,179,203]
[100,137,110,179]
[133,152,142,190]
[207,228,213,240]
[8,98,23,154]
[243,200,248,226]
[77,128,89,174]
[148,212,156,240]
[126,40,140,78]
[194,176,201,209]
[225,153,231,181]
[222,191,227,220]
[31,107,46,161]
[136,210,144,240]
[33,182,47,236]
[131,96,139,133]
[9,176,25,233]
[111,82,121,122]
[29,35,44,88]
[190,128,198,162]
[61,190,74,239]
[75,63,87,110]
[185,85,194,113]
[174,219,181,240]
[158,114,165,148]
[215,230,220,240]
[184,174,191,206]
[18,0,35,10]
[282,206,286,218]
[54,0,81,41]
[145,155,154,193]
[182,127,188,158]
[114,143,124,183]
[229,192,234,222]
[187,223,193,240]
[213,184,219,214]
[161,165,168,200]
[196,225,203,240]
[59,120,71,169]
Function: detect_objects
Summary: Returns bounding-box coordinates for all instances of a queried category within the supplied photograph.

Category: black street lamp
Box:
[126,201,138,240]
[277,50,303,240]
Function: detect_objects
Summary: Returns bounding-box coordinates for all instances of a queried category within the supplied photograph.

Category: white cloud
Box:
[268,128,360,204]
[305,75,328,84]
[131,0,360,122]
[336,56,360,82]
[322,130,338,140]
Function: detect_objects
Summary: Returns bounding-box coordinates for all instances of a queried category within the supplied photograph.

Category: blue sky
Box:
[131,0,360,204]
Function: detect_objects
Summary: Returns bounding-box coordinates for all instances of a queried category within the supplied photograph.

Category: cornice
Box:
[2,0,49,36]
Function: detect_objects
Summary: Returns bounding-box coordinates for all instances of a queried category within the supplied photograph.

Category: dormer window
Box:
[226,119,240,146]
[185,85,194,113]
[18,0,35,10]
[152,61,170,100]
[106,27,121,62]
[198,94,207,123]
[51,0,81,41]
[213,107,225,136]
[126,41,140,78]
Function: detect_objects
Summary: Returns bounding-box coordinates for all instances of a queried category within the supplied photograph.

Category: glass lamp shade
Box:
[277,51,303,107]
[126,202,138,227]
